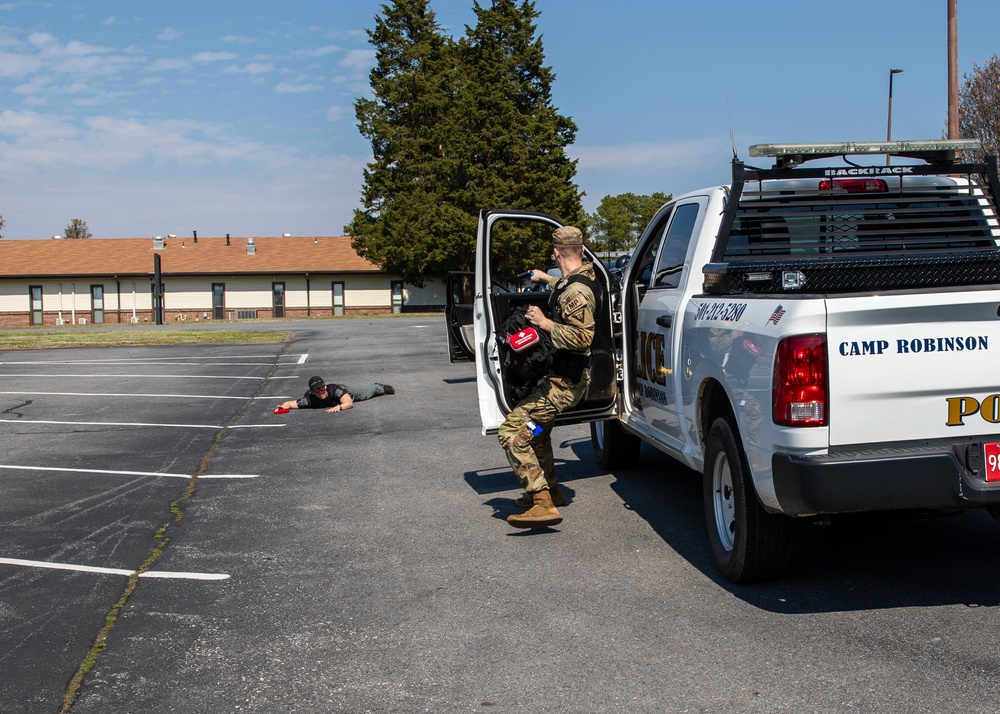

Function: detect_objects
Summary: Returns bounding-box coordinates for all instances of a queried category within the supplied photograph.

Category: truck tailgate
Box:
[827,290,1000,446]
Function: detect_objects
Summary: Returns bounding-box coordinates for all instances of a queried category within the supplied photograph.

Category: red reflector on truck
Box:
[773,334,828,427]
[818,178,888,193]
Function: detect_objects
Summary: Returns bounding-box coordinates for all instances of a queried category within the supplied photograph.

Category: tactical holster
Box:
[551,349,589,381]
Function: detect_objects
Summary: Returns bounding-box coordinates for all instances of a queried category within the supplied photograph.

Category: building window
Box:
[29,285,43,325]
[91,284,105,324]
[212,283,225,320]
[332,281,345,316]
[272,282,285,318]
[391,280,403,314]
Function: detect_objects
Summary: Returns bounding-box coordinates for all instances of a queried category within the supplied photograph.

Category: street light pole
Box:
[886,68,904,166]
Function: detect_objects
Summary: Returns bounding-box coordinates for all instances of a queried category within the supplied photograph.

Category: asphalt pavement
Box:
[2,316,999,713]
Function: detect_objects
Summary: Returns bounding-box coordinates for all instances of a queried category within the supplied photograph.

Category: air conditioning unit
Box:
[235,309,258,320]
[79,318,87,325]
[55,318,65,325]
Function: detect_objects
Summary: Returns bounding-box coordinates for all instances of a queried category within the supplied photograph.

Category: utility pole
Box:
[947,0,959,139]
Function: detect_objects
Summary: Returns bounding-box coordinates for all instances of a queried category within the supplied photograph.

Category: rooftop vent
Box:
[153,236,165,250]
[247,236,256,255]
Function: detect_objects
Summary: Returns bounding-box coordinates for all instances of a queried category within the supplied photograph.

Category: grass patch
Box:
[0,329,289,350]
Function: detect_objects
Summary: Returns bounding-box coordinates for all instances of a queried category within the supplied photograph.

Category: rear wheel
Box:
[703,416,791,583]
[591,419,641,469]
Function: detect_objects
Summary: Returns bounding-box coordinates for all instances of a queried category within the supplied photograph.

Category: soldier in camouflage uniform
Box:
[498,225,599,529]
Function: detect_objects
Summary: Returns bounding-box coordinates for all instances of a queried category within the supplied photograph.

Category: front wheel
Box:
[703,416,791,583]
[591,419,641,470]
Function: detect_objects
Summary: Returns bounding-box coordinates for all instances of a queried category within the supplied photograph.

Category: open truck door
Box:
[445,271,476,362]
[474,209,619,434]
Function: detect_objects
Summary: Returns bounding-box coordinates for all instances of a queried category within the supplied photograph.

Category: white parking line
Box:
[0,373,300,380]
[0,557,229,580]
[0,419,285,429]
[0,465,259,479]
[0,391,289,401]
[0,354,307,367]
[0,361,286,367]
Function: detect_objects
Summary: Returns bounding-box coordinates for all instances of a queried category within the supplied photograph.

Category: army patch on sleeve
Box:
[562,295,587,320]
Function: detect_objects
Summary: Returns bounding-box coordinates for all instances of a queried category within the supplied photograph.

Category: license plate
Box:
[985,442,1000,482]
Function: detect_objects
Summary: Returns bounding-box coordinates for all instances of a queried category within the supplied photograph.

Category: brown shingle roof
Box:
[0,236,380,278]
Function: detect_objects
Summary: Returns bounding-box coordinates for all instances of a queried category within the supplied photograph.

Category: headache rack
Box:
[704,140,1000,295]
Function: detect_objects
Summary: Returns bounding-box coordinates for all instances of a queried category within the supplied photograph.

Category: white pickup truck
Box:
[452,140,1000,583]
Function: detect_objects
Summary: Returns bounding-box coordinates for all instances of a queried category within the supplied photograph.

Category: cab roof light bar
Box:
[749,139,981,169]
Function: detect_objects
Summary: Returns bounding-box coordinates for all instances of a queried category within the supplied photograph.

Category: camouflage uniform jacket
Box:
[545,262,598,356]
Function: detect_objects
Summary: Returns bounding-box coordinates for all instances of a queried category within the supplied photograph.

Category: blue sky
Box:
[1,0,999,239]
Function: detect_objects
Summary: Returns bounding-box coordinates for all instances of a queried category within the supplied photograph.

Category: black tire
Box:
[591,419,642,470]
[703,416,791,583]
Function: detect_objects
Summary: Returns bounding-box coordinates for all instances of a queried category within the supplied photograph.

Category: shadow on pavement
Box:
[567,439,1000,614]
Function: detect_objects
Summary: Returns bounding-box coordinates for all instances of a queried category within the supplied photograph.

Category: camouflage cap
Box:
[552,225,584,246]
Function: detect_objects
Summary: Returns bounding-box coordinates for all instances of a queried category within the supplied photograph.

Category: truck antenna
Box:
[726,94,738,160]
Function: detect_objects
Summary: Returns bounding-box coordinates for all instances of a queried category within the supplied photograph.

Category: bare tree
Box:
[65,218,92,239]
[958,53,1000,162]
[0,214,4,239]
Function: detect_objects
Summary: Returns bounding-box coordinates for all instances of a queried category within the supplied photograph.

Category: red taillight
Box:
[772,334,828,427]
[818,178,888,193]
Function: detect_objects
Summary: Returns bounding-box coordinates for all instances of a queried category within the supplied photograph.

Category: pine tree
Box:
[346,0,461,287]
[456,0,583,274]
[348,0,583,285]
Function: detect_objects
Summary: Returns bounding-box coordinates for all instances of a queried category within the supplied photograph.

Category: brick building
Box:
[0,235,445,327]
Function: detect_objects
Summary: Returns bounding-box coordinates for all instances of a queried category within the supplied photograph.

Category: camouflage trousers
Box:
[497,371,590,494]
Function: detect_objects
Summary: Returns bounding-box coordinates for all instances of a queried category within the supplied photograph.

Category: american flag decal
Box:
[767,305,785,325]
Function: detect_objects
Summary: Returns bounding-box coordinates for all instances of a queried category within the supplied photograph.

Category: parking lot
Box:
[2,316,1000,713]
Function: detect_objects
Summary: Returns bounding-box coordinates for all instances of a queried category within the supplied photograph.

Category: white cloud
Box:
[339,48,374,72]
[275,81,321,94]
[571,137,726,175]
[158,27,182,41]
[297,44,340,58]
[570,137,736,215]
[149,57,192,72]
[193,51,237,63]
[334,48,374,89]
[221,35,255,45]
[0,108,369,238]
[0,108,77,141]
[0,50,43,78]
[224,61,273,76]
[327,105,346,122]
[0,110,287,172]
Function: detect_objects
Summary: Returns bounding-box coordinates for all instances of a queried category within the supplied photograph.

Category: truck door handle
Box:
[656,314,673,328]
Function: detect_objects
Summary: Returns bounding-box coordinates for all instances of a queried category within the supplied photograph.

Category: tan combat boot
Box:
[507,489,563,529]
[514,485,566,508]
